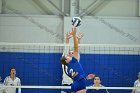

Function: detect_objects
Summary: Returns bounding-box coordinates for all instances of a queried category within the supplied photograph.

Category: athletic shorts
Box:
[71,78,86,92]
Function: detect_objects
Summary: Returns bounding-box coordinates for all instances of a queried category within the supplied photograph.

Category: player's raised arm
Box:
[71,27,79,60]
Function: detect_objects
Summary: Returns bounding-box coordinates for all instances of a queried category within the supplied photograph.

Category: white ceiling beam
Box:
[80,0,112,17]
[78,0,98,17]
[80,0,106,17]
[0,0,2,13]
[70,0,75,16]
[32,0,53,15]
[61,0,64,13]
[47,0,65,16]
[1,0,6,14]
[139,0,140,16]
[70,0,79,16]
[89,0,112,15]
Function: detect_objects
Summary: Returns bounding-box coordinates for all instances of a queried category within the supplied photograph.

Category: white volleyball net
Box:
[0,42,140,93]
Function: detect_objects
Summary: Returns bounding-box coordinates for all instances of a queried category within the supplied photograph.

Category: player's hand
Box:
[77,32,84,41]
[86,74,95,80]
[66,32,72,39]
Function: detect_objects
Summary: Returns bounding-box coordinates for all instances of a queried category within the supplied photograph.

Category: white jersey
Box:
[62,65,73,85]
[4,76,21,93]
[0,83,7,93]
[134,79,140,93]
[89,84,109,93]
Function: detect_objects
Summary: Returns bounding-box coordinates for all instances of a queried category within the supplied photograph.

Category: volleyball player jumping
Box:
[61,30,84,93]
[61,27,94,93]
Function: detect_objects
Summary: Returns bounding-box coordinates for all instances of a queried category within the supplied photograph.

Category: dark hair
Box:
[60,56,68,65]
[10,67,16,72]
[94,75,101,80]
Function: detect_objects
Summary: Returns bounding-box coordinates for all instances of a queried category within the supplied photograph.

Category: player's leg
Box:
[76,89,86,93]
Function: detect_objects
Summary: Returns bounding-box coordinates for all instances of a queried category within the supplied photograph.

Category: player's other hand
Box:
[86,74,95,80]
[77,32,84,41]
[66,32,72,39]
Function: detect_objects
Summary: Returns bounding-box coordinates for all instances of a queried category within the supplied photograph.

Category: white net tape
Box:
[1,86,140,90]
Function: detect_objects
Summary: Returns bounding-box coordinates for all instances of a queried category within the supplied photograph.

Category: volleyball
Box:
[72,17,81,27]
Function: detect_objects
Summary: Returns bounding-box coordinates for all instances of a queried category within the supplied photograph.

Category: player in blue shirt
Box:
[61,31,84,93]
[61,27,94,93]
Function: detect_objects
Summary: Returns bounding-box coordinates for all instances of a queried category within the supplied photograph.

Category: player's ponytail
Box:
[60,56,68,65]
